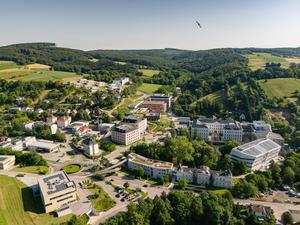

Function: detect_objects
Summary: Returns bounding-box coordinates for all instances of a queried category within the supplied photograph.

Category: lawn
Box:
[138,69,160,77]
[258,78,300,99]
[244,53,292,70]
[0,61,21,70]
[89,185,116,211]
[12,70,82,82]
[0,175,71,225]
[137,83,163,93]
[63,164,82,174]
[13,166,49,175]
[190,90,225,107]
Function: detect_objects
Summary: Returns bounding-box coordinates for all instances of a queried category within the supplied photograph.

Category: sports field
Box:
[138,69,160,77]
[258,78,300,99]
[137,83,163,93]
[0,175,71,225]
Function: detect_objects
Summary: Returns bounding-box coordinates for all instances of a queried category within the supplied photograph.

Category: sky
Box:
[0,0,299,50]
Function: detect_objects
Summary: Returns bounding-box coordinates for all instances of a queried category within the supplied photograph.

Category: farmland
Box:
[137,83,163,93]
[258,78,300,99]
[0,175,71,225]
[0,61,21,70]
[138,69,160,77]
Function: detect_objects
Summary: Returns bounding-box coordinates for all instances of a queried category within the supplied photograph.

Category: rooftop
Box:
[0,155,15,162]
[114,123,138,133]
[128,153,173,169]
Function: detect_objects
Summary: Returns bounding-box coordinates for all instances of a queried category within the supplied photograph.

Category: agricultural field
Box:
[245,52,300,70]
[0,61,21,70]
[258,78,300,99]
[24,63,51,70]
[137,83,163,93]
[138,69,160,77]
[0,175,71,225]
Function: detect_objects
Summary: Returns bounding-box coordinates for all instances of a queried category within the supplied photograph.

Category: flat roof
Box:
[114,123,137,133]
[28,140,60,150]
[38,171,76,196]
[128,153,173,169]
[142,101,166,105]
[0,155,15,162]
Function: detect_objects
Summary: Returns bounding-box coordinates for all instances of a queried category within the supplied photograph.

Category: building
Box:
[47,115,58,124]
[67,121,89,134]
[111,123,140,145]
[231,138,281,171]
[123,115,147,134]
[57,116,72,128]
[175,165,232,189]
[141,101,167,113]
[38,171,77,213]
[0,155,15,170]
[98,123,115,134]
[148,94,172,109]
[81,138,101,156]
[22,121,35,130]
[127,153,174,179]
[112,77,129,86]
[248,205,273,220]
[28,138,60,153]
[191,120,243,143]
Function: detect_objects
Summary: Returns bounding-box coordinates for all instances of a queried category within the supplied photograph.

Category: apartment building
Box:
[0,155,15,170]
[38,171,77,213]
[141,101,167,113]
[127,153,174,179]
[122,115,147,134]
[111,124,140,145]
[231,138,281,171]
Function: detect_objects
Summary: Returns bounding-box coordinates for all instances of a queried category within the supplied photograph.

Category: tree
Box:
[232,160,248,176]
[167,136,194,164]
[176,179,188,190]
[192,140,218,168]
[133,167,145,179]
[124,181,130,189]
[232,180,258,199]
[218,154,232,170]
[282,211,293,225]
[283,167,295,186]
[219,140,240,155]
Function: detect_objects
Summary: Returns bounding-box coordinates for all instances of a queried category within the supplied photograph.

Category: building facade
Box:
[141,101,167,113]
[0,155,15,170]
[81,138,100,156]
[148,94,172,109]
[111,124,140,145]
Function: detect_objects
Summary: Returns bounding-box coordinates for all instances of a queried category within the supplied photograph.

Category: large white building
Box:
[127,153,174,179]
[175,165,232,189]
[231,138,281,171]
[111,115,147,145]
[38,171,77,213]
[149,94,172,109]
[191,120,243,143]
[81,138,101,156]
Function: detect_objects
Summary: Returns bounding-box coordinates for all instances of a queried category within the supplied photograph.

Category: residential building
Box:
[57,116,72,128]
[67,121,89,134]
[28,138,60,153]
[191,120,243,143]
[231,138,281,171]
[111,123,140,145]
[81,138,100,156]
[127,153,174,179]
[122,115,147,134]
[141,101,167,113]
[175,165,232,189]
[113,77,129,86]
[0,155,15,170]
[38,171,77,213]
[47,115,58,124]
[248,205,273,220]
[148,94,172,109]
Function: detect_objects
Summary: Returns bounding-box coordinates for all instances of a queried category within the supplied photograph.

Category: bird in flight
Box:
[196,21,202,28]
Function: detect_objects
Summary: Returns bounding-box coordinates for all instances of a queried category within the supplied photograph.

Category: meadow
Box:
[138,69,160,77]
[137,83,163,93]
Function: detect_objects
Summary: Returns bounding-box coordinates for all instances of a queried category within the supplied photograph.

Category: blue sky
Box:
[0,0,299,50]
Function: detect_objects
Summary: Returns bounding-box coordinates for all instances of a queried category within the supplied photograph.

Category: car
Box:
[16,173,25,177]
[143,184,148,188]
[115,194,120,198]
[121,198,125,202]
[283,185,291,191]
[110,178,114,182]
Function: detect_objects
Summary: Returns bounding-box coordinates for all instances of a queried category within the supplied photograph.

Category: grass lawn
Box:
[13,166,49,175]
[89,185,116,211]
[12,70,82,82]
[63,164,82,174]
[137,83,163,93]
[258,78,300,99]
[245,53,292,70]
[147,179,159,185]
[0,175,71,225]
[138,69,160,77]
[0,61,21,70]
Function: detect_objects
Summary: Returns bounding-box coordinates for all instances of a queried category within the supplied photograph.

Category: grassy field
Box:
[138,69,160,77]
[13,166,49,175]
[90,185,116,211]
[0,175,71,225]
[11,70,82,82]
[190,90,225,107]
[24,64,51,70]
[244,53,300,70]
[0,61,21,70]
[258,78,300,99]
[0,70,36,80]
[63,164,82,174]
[137,83,163,93]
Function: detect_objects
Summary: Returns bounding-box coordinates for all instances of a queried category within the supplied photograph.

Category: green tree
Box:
[176,179,188,190]
[124,181,130,189]
[283,167,295,186]
[232,161,248,176]
[167,136,194,164]
[282,211,293,225]
[133,167,145,179]
[219,140,240,155]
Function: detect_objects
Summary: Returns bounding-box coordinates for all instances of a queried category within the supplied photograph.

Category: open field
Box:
[11,70,82,82]
[24,64,51,70]
[0,70,36,80]
[89,185,116,211]
[63,164,82,174]
[137,83,163,93]
[245,53,300,70]
[258,78,300,99]
[13,166,49,175]
[0,61,21,70]
[190,90,225,107]
[114,61,127,65]
[0,175,71,225]
[138,69,160,77]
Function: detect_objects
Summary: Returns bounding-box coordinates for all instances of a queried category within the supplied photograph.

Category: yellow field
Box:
[24,63,51,70]
[138,69,160,77]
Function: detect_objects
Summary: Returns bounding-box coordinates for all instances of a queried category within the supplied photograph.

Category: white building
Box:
[149,94,172,109]
[28,138,60,153]
[191,120,243,143]
[38,171,77,213]
[57,116,72,128]
[47,115,58,124]
[81,138,101,156]
[176,165,232,189]
[231,138,281,171]
[122,115,147,134]
[127,153,174,179]
[0,155,15,170]
[113,77,129,86]
[111,124,141,145]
